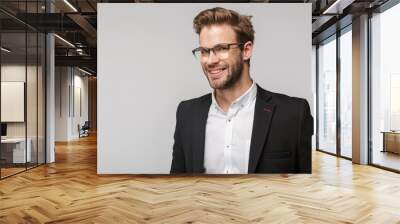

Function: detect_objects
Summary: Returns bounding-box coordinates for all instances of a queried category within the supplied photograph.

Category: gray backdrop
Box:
[98,3,312,174]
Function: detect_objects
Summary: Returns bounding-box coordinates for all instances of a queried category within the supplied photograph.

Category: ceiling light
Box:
[63,0,78,12]
[323,0,340,14]
[78,67,93,76]
[54,34,75,48]
[322,0,354,15]
[1,47,11,53]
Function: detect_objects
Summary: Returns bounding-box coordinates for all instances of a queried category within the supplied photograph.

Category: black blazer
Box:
[170,85,313,174]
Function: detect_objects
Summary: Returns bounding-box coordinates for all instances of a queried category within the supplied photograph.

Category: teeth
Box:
[209,69,224,74]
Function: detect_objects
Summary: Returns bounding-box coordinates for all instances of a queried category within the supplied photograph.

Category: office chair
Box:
[79,121,90,138]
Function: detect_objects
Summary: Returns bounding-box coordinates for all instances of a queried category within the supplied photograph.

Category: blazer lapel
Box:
[192,94,211,173]
[248,86,275,173]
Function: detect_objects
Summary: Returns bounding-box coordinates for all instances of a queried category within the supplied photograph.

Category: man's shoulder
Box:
[178,93,211,111]
[258,86,308,106]
[183,93,211,104]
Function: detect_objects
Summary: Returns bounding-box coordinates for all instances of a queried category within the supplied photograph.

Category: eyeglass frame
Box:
[191,43,245,60]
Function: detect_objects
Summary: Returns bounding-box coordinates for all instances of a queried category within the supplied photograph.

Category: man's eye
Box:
[200,49,209,54]
[214,45,229,51]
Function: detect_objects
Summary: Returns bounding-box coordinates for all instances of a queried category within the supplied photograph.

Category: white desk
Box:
[1,138,32,163]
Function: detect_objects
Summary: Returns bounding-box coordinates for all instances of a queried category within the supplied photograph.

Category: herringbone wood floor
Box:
[1,134,400,224]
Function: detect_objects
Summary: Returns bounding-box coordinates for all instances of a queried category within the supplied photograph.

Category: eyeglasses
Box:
[192,43,244,60]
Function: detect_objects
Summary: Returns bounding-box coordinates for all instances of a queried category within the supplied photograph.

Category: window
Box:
[318,36,337,155]
[339,28,352,158]
[370,2,400,171]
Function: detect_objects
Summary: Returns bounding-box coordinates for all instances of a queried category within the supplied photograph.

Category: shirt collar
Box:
[211,80,257,111]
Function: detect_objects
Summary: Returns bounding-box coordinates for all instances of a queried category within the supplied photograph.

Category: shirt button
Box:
[226,145,230,149]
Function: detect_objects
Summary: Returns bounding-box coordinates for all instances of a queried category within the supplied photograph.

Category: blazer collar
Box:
[248,85,275,173]
[191,94,211,173]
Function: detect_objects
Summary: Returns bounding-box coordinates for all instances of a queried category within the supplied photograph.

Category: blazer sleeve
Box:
[170,102,186,173]
[297,99,314,173]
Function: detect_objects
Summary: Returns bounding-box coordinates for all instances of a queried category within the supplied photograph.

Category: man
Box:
[170,7,313,174]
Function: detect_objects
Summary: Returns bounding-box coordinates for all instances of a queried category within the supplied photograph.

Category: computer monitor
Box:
[1,123,7,137]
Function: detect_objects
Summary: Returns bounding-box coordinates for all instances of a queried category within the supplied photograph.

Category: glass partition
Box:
[27,0,40,170]
[0,31,28,177]
[371,3,400,171]
[317,36,337,155]
[339,28,352,158]
[27,31,38,169]
[0,1,46,179]
[38,32,45,165]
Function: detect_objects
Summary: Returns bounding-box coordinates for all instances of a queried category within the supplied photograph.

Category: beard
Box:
[203,56,244,90]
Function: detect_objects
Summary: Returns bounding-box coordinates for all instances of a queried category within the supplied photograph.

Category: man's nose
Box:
[206,50,219,64]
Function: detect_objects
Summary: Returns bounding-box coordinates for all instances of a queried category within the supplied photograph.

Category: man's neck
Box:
[214,74,253,113]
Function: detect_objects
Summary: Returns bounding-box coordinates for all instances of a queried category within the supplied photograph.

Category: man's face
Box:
[199,24,244,90]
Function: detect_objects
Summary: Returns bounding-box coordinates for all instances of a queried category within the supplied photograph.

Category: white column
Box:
[46,32,55,163]
[352,14,369,164]
[55,67,73,141]
[45,0,56,163]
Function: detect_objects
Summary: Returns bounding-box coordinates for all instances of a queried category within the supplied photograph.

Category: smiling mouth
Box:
[208,68,226,79]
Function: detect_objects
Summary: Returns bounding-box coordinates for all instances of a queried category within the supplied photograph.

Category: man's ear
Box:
[242,41,253,61]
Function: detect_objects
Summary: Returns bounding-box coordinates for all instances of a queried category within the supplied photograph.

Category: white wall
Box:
[55,67,89,141]
[1,65,39,138]
[1,63,46,163]
[1,82,24,122]
[1,64,26,125]
[98,3,312,174]
[55,67,69,141]
[72,73,89,138]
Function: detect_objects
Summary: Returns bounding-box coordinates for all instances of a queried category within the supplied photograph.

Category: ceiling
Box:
[0,0,392,75]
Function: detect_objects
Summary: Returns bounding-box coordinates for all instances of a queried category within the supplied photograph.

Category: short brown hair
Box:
[193,7,255,44]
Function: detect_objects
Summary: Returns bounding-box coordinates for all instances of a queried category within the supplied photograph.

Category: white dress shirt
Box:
[204,81,257,174]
